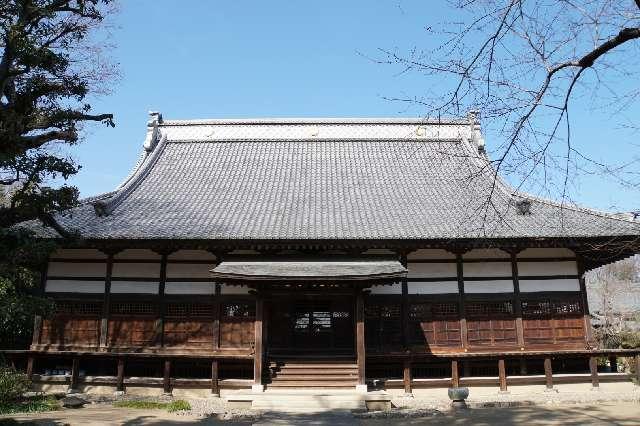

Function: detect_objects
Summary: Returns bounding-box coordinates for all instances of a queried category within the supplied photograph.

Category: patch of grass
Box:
[0,395,59,415]
[167,400,191,412]
[113,399,191,412]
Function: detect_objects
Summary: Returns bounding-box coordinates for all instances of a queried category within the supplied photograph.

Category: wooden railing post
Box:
[100,253,114,348]
[253,295,264,392]
[451,359,460,388]
[455,254,468,349]
[116,357,125,393]
[163,358,171,394]
[510,251,525,348]
[356,290,366,391]
[403,358,412,394]
[589,356,599,388]
[635,354,640,386]
[26,355,34,380]
[544,357,554,390]
[70,356,80,392]
[211,359,219,396]
[498,358,508,392]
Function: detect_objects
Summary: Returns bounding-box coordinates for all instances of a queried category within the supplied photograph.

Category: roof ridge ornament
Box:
[143,111,163,152]
[468,110,485,153]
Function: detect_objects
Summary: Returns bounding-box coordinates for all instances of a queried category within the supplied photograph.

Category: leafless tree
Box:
[587,255,640,347]
[378,0,640,210]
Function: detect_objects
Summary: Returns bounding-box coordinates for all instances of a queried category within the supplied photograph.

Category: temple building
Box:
[10,112,640,398]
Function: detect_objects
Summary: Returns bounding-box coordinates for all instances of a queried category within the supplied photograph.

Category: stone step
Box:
[270,363,357,369]
[271,374,357,381]
[251,394,366,411]
[271,368,358,374]
[267,381,357,387]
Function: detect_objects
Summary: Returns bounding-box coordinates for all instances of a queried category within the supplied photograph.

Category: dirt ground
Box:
[1,401,639,425]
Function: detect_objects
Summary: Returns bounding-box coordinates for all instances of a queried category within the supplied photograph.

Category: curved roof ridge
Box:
[91,131,168,216]
[512,190,639,225]
[159,117,471,126]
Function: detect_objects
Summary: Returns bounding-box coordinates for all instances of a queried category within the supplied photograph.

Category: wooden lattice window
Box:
[53,300,101,317]
[409,302,461,348]
[466,300,516,347]
[110,302,156,316]
[223,302,255,318]
[521,297,584,347]
[466,301,514,318]
[166,303,214,319]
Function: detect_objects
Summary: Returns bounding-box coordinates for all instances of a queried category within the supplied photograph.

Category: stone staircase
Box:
[267,357,359,389]
[251,389,368,412]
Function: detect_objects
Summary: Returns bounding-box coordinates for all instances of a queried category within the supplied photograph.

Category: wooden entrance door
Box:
[268,296,354,354]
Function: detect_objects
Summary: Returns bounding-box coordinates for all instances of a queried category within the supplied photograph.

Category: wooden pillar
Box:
[400,254,409,350]
[100,253,114,348]
[213,284,221,349]
[26,356,34,380]
[544,357,553,389]
[635,355,640,385]
[70,356,80,391]
[116,358,125,392]
[211,359,220,395]
[403,358,412,394]
[455,254,468,349]
[589,356,599,388]
[31,265,48,348]
[577,258,594,345]
[157,253,168,347]
[356,291,366,387]
[498,358,507,392]
[253,295,264,387]
[510,251,525,348]
[451,359,460,388]
[163,358,171,394]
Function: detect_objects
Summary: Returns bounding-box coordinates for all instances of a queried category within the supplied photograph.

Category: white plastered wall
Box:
[220,284,250,295]
[370,283,402,294]
[165,282,216,294]
[517,248,579,292]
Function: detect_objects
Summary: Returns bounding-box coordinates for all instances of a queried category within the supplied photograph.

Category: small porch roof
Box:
[209,260,407,281]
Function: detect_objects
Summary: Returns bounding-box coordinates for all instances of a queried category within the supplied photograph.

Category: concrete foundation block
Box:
[251,384,265,393]
[355,384,368,393]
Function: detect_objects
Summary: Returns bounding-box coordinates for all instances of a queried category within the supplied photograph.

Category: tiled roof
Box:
[39,115,640,241]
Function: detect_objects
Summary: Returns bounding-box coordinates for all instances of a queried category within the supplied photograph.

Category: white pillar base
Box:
[113,390,125,397]
[251,384,265,393]
[355,384,368,393]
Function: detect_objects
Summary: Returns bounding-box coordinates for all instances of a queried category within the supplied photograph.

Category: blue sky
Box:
[70,1,639,212]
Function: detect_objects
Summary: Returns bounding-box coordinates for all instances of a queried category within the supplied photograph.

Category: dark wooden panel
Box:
[220,302,255,348]
[466,301,517,347]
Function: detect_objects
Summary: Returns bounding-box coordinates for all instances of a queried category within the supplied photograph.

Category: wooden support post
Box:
[608,356,617,373]
[455,254,468,349]
[577,258,594,345]
[157,253,168,347]
[451,359,460,388]
[70,357,80,392]
[544,357,553,389]
[100,253,114,348]
[498,358,507,392]
[589,356,599,388]
[510,251,525,348]
[163,358,171,394]
[403,358,412,394]
[31,266,47,348]
[26,356,34,380]
[519,358,527,375]
[356,291,366,388]
[213,284,221,349]
[211,359,219,396]
[400,254,409,350]
[636,355,640,386]
[253,295,264,389]
[116,358,125,392]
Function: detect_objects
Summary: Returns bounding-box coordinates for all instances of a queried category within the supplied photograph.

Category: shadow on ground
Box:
[1,402,639,425]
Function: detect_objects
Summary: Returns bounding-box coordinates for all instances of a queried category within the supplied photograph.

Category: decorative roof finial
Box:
[467,110,485,153]
[143,111,163,152]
